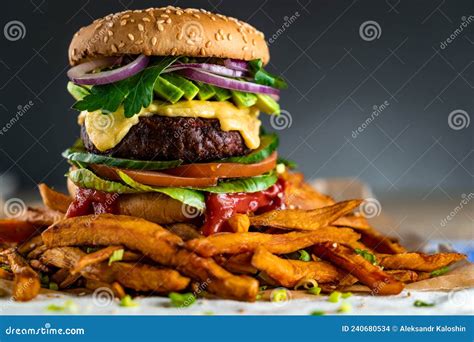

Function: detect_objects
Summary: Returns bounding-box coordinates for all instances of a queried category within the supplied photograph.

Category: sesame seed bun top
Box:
[68,6,270,66]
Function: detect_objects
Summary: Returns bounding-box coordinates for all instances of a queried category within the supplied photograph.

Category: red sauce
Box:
[202,178,287,236]
[66,188,120,218]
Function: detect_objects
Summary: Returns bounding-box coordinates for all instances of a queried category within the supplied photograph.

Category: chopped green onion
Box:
[310,310,325,316]
[85,246,100,253]
[338,302,352,313]
[46,300,78,313]
[49,282,59,291]
[414,300,435,307]
[341,292,352,299]
[169,292,196,308]
[298,250,311,262]
[0,264,11,272]
[259,285,268,291]
[202,311,214,315]
[271,288,289,303]
[354,248,378,265]
[308,286,322,295]
[328,291,342,303]
[430,266,449,277]
[108,249,124,265]
[39,274,49,285]
[120,295,139,307]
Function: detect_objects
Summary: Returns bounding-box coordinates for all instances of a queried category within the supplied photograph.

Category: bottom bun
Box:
[67,178,196,225]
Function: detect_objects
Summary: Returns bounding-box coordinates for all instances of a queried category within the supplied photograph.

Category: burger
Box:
[63,6,289,235]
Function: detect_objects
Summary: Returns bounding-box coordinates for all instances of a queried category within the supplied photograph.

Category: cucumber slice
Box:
[153,76,184,103]
[212,86,232,101]
[62,145,183,170]
[231,90,257,108]
[196,81,216,100]
[222,134,279,164]
[67,82,90,101]
[256,94,280,115]
[161,74,199,100]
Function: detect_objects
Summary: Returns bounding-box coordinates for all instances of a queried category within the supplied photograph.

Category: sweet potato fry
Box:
[385,270,430,283]
[0,220,38,244]
[249,200,362,230]
[333,214,371,230]
[186,227,360,257]
[42,214,258,301]
[70,246,124,275]
[227,214,250,233]
[216,253,258,275]
[0,268,13,280]
[165,223,202,241]
[313,242,404,295]
[359,229,406,254]
[2,249,41,301]
[284,172,334,209]
[251,247,343,287]
[378,252,465,272]
[18,235,44,255]
[38,183,72,213]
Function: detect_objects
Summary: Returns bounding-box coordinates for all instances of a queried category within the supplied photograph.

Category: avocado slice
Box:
[67,82,90,101]
[161,74,199,100]
[212,86,232,101]
[255,94,280,115]
[231,90,258,108]
[153,76,184,103]
[196,82,216,100]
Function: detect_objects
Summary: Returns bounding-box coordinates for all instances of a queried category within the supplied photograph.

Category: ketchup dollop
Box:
[202,178,287,236]
[66,188,120,218]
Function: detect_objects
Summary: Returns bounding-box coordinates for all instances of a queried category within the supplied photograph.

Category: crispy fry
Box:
[2,249,41,301]
[386,270,422,283]
[283,172,334,209]
[249,200,362,230]
[378,252,466,272]
[18,235,43,255]
[333,214,371,230]
[251,247,343,287]
[38,184,72,213]
[313,242,404,295]
[359,229,406,254]
[0,268,13,280]
[227,214,250,233]
[70,246,123,275]
[112,282,126,299]
[42,214,258,301]
[216,253,258,275]
[166,223,202,241]
[186,227,360,257]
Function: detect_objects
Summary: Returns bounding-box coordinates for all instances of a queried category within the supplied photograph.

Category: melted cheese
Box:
[79,101,261,152]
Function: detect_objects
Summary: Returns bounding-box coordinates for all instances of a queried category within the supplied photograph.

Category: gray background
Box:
[0,0,472,201]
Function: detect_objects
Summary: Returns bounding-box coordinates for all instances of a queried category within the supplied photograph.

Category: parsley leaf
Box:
[73,57,178,118]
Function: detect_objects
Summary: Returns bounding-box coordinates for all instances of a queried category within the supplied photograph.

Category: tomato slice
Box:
[91,164,219,188]
[163,152,278,179]
[0,220,38,244]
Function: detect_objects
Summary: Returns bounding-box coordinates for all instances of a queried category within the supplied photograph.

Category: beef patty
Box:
[81,116,251,162]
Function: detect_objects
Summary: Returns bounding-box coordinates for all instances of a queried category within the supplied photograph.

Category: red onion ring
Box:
[224,59,249,72]
[176,68,280,97]
[164,63,246,78]
[67,54,149,85]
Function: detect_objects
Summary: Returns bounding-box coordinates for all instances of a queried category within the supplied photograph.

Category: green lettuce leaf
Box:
[118,171,205,210]
[195,172,278,193]
[68,168,138,194]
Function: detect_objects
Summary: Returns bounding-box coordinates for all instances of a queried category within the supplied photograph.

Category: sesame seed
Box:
[111,44,118,53]
[94,24,102,30]
[151,37,157,46]
[138,24,144,31]
[103,36,108,43]
[218,29,224,35]
[215,33,220,41]
[176,10,183,15]
[157,19,165,24]
[135,40,144,45]
[142,17,151,22]
[165,9,171,14]
[171,47,178,55]
[107,22,114,28]
[176,31,183,40]
[205,40,212,48]
[242,46,248,51]
[160,14,169,18]
[242,36,248,43]
[211,16,216,21]
[332,242,338,248]
[128,33,135,41]
[118,42,125,48]
[193,13,200,19]
[120,20,127,26]
[252,39,256,46]
[227,33,232,41]
[166,18,172,24]
[122,14,130,19]
[158,23,164,31]
[251,51,256,58]
[186,39,194,45]
[200,47,205,55]
[107,31,113,36]
[130,19,135,23]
